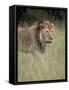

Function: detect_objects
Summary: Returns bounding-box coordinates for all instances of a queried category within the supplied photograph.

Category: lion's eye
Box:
[46,31,49,33]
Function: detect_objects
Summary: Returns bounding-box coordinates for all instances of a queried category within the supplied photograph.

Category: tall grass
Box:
[18,25,65,82]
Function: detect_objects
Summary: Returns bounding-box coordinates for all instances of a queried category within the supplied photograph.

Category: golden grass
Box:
[18,25,65,82]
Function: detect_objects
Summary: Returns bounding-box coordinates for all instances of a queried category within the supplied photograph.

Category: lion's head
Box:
[35,19,54,52]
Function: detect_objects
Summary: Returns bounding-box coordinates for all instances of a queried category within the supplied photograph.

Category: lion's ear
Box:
[39,23,44,29]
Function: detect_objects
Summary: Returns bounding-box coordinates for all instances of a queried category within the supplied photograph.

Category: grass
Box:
[18,25,65,82]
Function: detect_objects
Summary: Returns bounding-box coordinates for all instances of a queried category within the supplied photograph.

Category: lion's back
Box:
[18,27,36,53]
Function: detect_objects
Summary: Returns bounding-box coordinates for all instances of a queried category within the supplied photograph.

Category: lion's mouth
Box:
[46,40,52,43]
[46,38,53,43]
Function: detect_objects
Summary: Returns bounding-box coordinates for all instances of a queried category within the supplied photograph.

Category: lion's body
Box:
[18,27,35,53]
[18,20,54,53]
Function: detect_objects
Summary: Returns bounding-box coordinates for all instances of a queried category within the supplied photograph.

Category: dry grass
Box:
[18,25,65,82]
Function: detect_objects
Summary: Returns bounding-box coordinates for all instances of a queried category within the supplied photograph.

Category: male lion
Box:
[18,19,54,53]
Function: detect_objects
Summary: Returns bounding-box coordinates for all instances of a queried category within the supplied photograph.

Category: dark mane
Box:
[34,23,45,53]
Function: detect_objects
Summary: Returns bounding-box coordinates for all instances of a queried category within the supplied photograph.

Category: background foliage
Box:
[16,7,65,26]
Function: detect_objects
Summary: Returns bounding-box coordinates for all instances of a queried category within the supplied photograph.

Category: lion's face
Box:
[39,20,54,44]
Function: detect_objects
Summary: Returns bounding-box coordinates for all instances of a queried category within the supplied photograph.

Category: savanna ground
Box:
[18,23,65,82]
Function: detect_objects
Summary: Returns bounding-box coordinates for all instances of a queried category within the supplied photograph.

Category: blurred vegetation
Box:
[18,26,65,82]
[16,7,65,27]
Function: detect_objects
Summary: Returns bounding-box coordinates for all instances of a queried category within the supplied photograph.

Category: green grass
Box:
[18,25,65,82]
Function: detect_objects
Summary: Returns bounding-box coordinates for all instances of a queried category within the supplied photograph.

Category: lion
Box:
[18,19,54,53]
